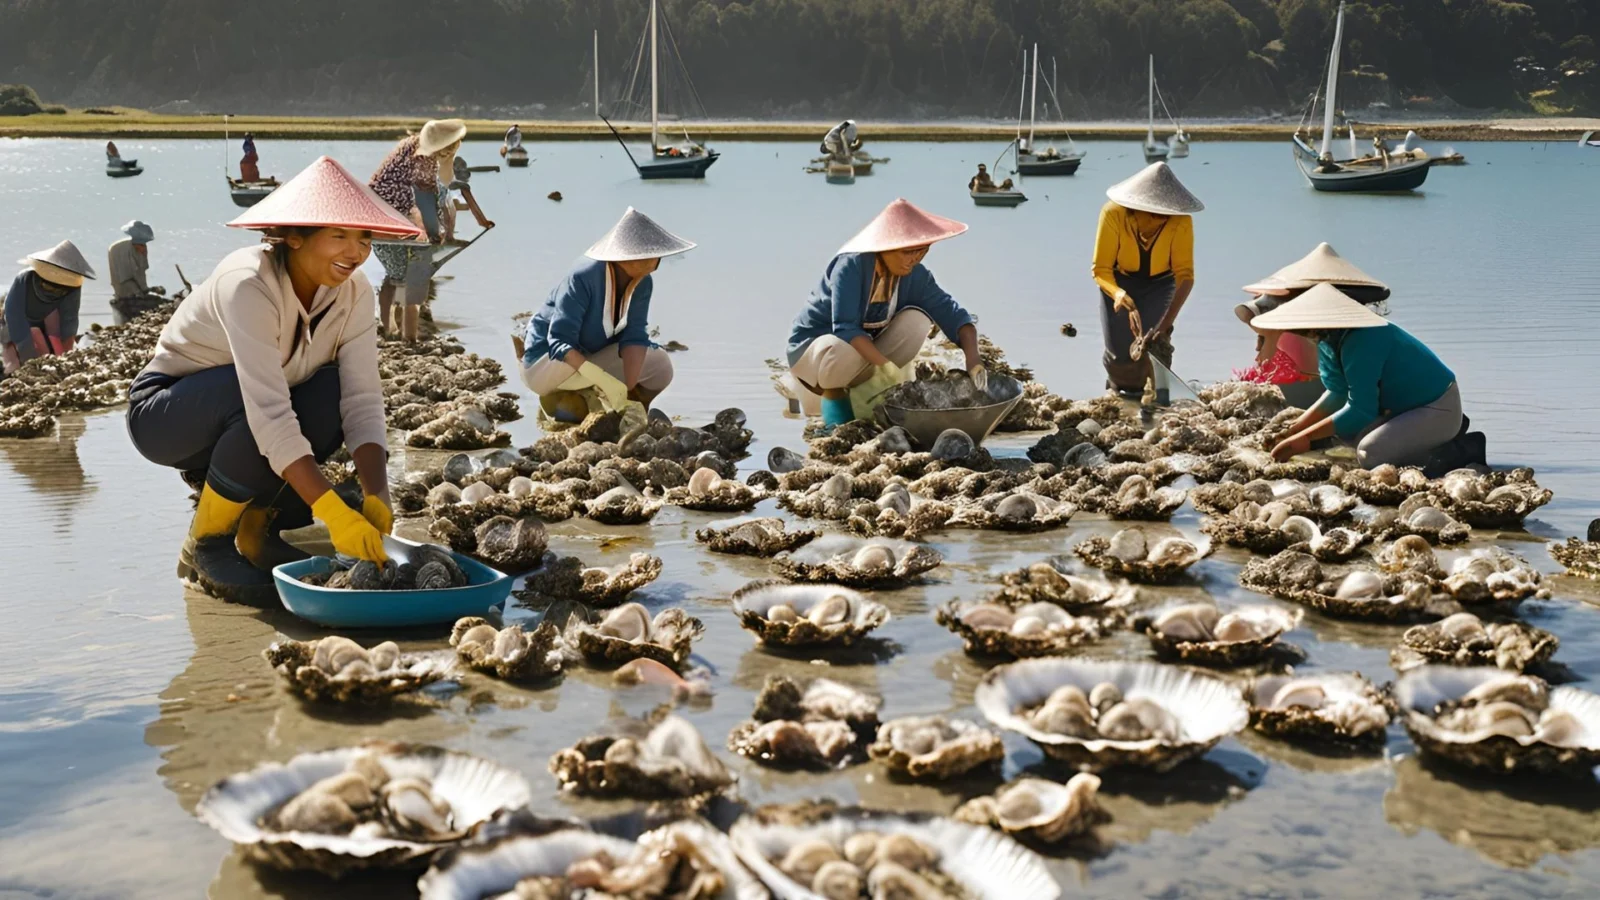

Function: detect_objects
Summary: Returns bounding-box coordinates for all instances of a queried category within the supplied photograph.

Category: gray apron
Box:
[1099,221,1176,392]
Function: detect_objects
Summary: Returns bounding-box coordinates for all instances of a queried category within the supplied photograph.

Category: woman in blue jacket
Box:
[1257,283,1461,468]
[520,208,693,421]
[787,199,986,426]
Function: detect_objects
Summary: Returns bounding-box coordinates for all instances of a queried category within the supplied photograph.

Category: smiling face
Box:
[284,227,373,287]
[878,245,930,277]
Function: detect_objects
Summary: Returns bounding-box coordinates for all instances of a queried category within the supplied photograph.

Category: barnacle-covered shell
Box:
[449,616,565,681]
[1138,603,1302,667]
[1551,537,1600,580]
[866,716,1005,780]
[993,562,1132,612]
[194,743,531,876]
[1248,672,1391,747]
[975,659,1249,772]
[953,774,1106,845]
[584,477,664,525]
[696,516,818,557]
[1439,548,1548,605]
[773,534,942,588]
[935,599,1110,658]
[666,468,765,512]
[1391,612,1559,673]
[573,602,705,670]
[263,638,445,705]
[948,489,1077,532]
[471,515,548,572]
[732,582,889,648]
[548,715,736,798]
[1395,668,1600,778]
[1239,551,1458,623]
[1074,530,1210,583]
[515,553,664,609]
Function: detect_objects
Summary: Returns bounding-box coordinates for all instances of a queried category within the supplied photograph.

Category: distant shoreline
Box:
[2,111,1596,142]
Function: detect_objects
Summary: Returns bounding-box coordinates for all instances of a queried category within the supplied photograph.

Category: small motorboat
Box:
[106,160,142,178]
[971,189,1027,208]
[228,177,278,207]
[505,146,530,168]
[825,160,856,185]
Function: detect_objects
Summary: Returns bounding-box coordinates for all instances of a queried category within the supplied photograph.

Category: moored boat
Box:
[1016,42,1085,176]
[228,177,278,208]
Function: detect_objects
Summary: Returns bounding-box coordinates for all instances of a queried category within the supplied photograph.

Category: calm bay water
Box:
[1,136,1598,899]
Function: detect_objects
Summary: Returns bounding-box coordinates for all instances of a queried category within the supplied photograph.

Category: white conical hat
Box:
[1105,162,1203,216]
[1243,242,1387,293]
[19,240,96,280]
[1249,283,1388,331]
[418,118,468,155]
[584,208,695,262]
[838,198,968,255]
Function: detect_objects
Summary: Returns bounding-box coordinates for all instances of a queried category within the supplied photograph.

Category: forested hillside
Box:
[0,0,1592,117]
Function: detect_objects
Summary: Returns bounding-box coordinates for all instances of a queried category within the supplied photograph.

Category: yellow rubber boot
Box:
[235,505,310,571]
[190,484,248,540]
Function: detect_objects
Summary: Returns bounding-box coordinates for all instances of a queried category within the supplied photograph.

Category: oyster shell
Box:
[1338,464,1429,506]
[1391,612,1559,673]
[1395,667,1600,778]
[263,637,445,706]
[1248,672,1391,747]
[867,715,1005,780]
[471,515,548,572]
[666,468,765,513]
[935,599,1110,658]
[515,553,664,609]
[729,675,882,769]
[1083,473,1188,521]
[1370,497,1471,545]
[1430,468,1553,528]
[1137,603,1302,667]
[696,516,818,557]
[975,659,1249,772]
[1375,534,1446,579]
[1551,537,1600,580]
[992,562,1132,612]
[195,742,531,876]
[947,489,1077,532]
[953,774,1107,845]
[1439,548,1548,605]
[1074,530,1210,584]
[773,534,943,588]
[732,582,889,648]
[1239,551,1459,623]
[549,715,736,799]
[584,476,664,525]
[450,617,565,681]
[572,602,705,670]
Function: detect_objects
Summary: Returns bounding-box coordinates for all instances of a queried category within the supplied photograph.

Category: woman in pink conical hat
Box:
[787,198,987,428]
[126,156,422,599]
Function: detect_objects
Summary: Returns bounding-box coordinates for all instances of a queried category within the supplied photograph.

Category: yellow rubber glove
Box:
[848,360,907,420]
[578,361,629,411]
[312,491,389,563]
[362,494,394,535]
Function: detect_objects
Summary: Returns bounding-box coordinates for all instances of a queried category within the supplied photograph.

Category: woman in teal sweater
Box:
[1255,284,1460,468]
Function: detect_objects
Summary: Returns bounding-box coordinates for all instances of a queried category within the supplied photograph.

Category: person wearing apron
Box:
[787,199,986,427]
[2,240,93,374]
[1091,162,1203,396]
[126,157,422,599]
[519,208,691,424]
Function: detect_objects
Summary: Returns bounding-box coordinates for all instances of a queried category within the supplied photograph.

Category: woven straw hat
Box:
[1105,162,1204,216]
[838,198,968,255]
[1243,242,1387,294]
[227,156,424,239]
[1249,282,1388,331]
[19,240,96,287]
[584,208,695,262]
[418,119,468,156]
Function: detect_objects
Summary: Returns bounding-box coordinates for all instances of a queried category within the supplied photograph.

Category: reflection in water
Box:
[1385,754,1600,869]
[0,416,96,520]
[1234,728,1392,777]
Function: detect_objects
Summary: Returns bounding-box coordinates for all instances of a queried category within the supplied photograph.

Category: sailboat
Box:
[599,0,718,179]
[1143,56,1169,163]
[1292,2,1429,192]
[1017,44,1084,176]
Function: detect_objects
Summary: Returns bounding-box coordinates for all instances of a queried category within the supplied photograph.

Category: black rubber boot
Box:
[178,535,279,607]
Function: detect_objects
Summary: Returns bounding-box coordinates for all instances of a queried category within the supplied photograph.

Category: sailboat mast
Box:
[1029,42,1039,148]
[1016,47,1027,146]
[593,30,600,113]
[650,0,659,151]
[1147,55,1155,142]
[1320,2,1344,158]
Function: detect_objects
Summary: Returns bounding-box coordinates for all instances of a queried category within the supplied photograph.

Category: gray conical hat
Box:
[121,220,155,243]
[584,208,696,262]
[1243,242,1386,294]
[1106,162,1204,216]
[1250,283,1388,331]
[18,239,96,279]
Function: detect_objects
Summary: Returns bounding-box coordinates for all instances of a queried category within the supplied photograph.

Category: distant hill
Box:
[0,0,1592,118]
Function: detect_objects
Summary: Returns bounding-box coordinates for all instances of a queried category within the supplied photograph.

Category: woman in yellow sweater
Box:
[1091,162,1203,395]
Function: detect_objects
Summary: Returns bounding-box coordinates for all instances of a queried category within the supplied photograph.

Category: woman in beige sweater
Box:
[127,157,422,596]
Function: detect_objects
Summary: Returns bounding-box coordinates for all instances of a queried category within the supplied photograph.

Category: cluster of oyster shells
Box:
[663,467,765,512]
[1391,611,1559,673]
[1201,503,1368,562]
[583,475,665,525]
[549,715,735,799]
[1551,533,1600,580]
[865,715,1005,780]
[1239,551,1455,623]
[1396,668,1600,777]
[1137,602,1302,667]
[1074,529,1209,583]
[1076,473,1187,521]
[1365,496,1470,545]
[954,774,1106,845]
[264,636,444,705]
[1427,468,1553,527]
[384,337,519,451]
[773,534,942,588]
[1247,673,1392,747]
[1438,547,1548,604]
[300,543,470,591]
[515,553,664,608]
[451,617,567,682]
[935,598,1110,658]
[728,675,881,769]
[752,825,961,900]
[571,602,704,670]
[732,582,889,648]
[1338,463,1431,506]
[695,516,818,557]
[992,562,1131,611]
[947,488,1077,532]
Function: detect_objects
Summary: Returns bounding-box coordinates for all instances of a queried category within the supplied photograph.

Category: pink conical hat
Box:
[227,156,423,239]
[838,198,968,255]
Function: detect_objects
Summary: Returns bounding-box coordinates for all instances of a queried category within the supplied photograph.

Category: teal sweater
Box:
[1315,323,1455,438]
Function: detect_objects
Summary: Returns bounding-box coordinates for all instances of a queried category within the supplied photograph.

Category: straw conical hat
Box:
[227,156,423,239]
[418,118,468,155]
[1243,242,1387,294]
[1105,162,1204,216]
[1249,282,1388,331]
[584,208,695,262]
[19,240,96,286]
[838,198,968,255]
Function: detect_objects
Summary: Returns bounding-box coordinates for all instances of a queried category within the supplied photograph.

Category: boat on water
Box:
[971,98,1027,208]
[228,178,278,207]
[1580,130,1598,147]
[600,0,718,179]
[1292,2,1429,193]
[1143,56,1169,164]
[1016,43,1084,176]
[825,160,856,185]
[106,160,142,178]
[505,147,530,168]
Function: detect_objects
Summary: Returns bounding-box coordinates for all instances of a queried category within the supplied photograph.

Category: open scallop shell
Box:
[1390,612,1558,673]
[975,659,1249,772]
[952,775,1107,846]
[696,517,818,557]
[194,742,531,876]
[548,715,736,799]
[730,807,1060,900]
[992,562,1131,611]
[1137,604,1302,667]
[731,581,889,648]
[773,534,942,588]
[264,638,446,705]
[866,715,1006,780]
[418,821,769,900]
[450,618,566,682]
[1073,533,1211,584]
[1395,667,1600,778]
[1248,672,1391,748]
[572,603,705,670]
[935,599,1111,659]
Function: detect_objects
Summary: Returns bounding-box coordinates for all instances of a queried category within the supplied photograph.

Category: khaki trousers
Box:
[790,309,931,392]
[520,343,674,396]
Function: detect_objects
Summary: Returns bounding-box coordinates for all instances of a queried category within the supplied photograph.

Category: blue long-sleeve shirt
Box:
[786,252,973,367]
[4,270,80,363]
[522,258,653,365]
[1314,323,1456,439]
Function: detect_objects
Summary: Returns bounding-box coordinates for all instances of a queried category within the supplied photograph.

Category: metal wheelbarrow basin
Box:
[878,373,1025,450]
[272,536,511,629]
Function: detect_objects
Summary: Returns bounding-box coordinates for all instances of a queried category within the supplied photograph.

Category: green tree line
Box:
[0,0,1593,116]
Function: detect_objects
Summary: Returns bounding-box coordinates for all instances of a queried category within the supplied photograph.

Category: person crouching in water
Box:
[126,157,422,597]
[786,198,987,427]
[2,241,94,374]
[519,208,690,425]
[1254,283,1463,469]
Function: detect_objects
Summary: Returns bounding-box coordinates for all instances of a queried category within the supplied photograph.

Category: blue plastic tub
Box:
[272,537,511,629]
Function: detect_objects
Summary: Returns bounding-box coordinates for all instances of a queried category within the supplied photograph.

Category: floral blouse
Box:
[368,135,438,217]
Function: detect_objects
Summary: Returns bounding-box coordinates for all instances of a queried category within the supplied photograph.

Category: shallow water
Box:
[1,137,1599,899]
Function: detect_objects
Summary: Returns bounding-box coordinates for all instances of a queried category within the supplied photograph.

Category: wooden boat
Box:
[1143,56,1169,163]
[971,189,1027,208]
[1293,3,1428,193]
[602,0,719,180]
[106,160,142,178]
[825,160,855,185]
[228,177,278,208]
[504,146,530,167]
[1016,42,1085,176]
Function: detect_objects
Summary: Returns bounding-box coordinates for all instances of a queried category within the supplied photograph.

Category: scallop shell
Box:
[1248,672,1391,747]
[548,715,736,799]
[935,599,1110,658]
[866,716,1006,780]
[732,582,889,648]
[1074,532,1211,584]
[1140,604,1302,667]
[194,743,531,876]
[263,638,445,706]
[697,517,819,557]
[1391,612,1559,673]
[953,774,1106,845]
[573,603,705,670]
[730,808,1059,900]
[1394,667,1600,778]
[773,534,943,588]
[975,659,1249,772]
